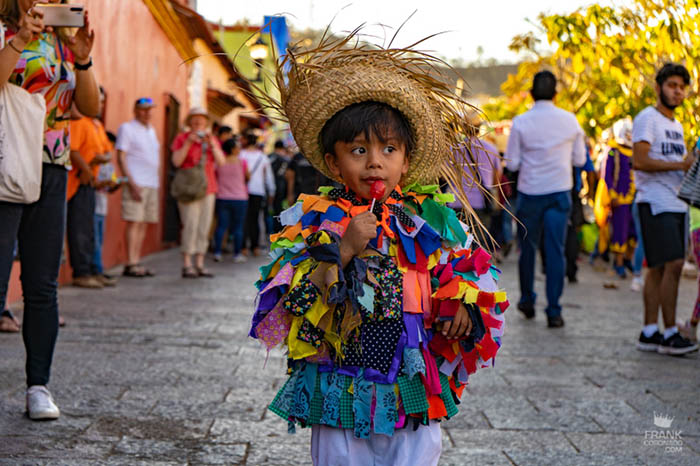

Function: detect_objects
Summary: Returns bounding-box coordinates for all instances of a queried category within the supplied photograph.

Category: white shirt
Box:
[239,148,275,197]
[505,100,586,195]
[632,106,687,215]
[115,119,161,189]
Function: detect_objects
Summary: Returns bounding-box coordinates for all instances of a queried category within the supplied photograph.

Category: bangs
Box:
[320,101,415,156]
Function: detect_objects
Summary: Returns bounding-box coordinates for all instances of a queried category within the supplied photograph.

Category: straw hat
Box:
[185,106,210,126]
[259,31,477,187]
[285,60,449,186]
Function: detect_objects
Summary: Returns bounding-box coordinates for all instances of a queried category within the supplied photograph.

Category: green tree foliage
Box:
[483,0,700,144]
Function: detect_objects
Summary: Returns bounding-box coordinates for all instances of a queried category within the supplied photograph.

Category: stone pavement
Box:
[1,248,699,465]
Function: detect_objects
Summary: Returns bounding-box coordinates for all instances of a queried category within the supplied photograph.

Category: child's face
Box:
[324,130,409,202]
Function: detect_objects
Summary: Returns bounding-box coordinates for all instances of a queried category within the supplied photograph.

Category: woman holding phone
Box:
[0,0,99,420]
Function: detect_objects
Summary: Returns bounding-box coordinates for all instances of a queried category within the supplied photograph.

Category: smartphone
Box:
[35,4,85,28]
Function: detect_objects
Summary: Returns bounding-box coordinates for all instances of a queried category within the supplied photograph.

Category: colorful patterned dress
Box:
[250,184,508,438]
[5,29,76,167]
[604,142,636,254]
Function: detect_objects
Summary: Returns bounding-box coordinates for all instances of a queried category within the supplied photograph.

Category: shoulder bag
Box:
[170,140,208,203]
[0,21,47,204]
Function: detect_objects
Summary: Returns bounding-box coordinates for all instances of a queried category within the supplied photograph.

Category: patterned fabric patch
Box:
[397,375,430,414]
[283,276,319,316]
[318,219,346,237]
[308,374,324,424]
[255,301,292,350]
[361,320,403,375]
[403,347,426,380]
[260,262,295,294]
[352,371,373,439]
[320,371,343,427]
[289,363,317,422]
[339,376,354,428]
[367,256,403,322]
[374,383,398,436]
[268,369,301,420]
[297,318,324,348]
[438,372,459,418]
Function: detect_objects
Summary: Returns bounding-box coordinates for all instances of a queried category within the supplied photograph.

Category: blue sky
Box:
[197,0,628,63]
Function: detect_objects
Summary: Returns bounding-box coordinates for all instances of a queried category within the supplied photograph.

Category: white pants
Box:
[310,421,441,466]
[177,194,215,255]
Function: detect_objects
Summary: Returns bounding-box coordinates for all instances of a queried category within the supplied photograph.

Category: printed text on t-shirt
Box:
[662,130,685,156]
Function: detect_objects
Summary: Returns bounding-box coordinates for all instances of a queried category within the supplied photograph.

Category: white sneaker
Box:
[26,385,60,420]
[630,276,643,292]
[233,254,247,263]
[213,253,222,263]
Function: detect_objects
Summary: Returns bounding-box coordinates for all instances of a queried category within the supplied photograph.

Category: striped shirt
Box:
[632,106,687,215]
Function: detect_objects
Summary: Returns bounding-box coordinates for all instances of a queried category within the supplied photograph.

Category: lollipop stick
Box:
[370,198,376,212]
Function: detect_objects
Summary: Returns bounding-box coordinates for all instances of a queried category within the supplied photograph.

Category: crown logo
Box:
[653,412,674,428]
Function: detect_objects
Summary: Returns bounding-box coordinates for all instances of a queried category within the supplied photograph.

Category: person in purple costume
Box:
[605,119,636,278]
[448,132,502,252]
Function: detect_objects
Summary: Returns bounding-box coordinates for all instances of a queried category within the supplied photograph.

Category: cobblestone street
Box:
[1,249,699,465]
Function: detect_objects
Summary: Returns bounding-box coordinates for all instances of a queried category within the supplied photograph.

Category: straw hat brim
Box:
[284,62,448,186]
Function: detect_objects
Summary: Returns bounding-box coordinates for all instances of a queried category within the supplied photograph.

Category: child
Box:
[248,32,508,465]
[604,118,637,279]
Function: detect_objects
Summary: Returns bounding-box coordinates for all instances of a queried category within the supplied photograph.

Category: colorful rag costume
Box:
[250,184,508,438]
[604,141,636,254]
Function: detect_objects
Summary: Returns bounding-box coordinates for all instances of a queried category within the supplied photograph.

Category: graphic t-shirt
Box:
[4,28,76,167]
[632,106,687,214]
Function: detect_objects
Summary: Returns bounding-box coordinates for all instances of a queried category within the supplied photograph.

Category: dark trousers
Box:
[243,194,264,250]
[214,199,248,255]
[541,222,580,280]
[67,184,96,278]
[516,190,571,317]
[92,213,105,275]
[0,164,66,387]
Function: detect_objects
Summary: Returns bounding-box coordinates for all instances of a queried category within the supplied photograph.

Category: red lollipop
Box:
[370,180,386,200]
[369,180,385,212]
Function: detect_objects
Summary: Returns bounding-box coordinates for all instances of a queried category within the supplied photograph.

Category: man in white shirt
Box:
[116,97,161,277]
[505,71,586,328]
[238,131,275,256]
[632,63,698,355]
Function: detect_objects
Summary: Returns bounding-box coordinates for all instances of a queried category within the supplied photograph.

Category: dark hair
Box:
[217,125,233,137]
[106,131,117,144]
[222,137,238,155]
[242,131,257,148]
[274,140,286,150]
[320,101,415,156]
[531,71,557,101]
[656,63,690,87]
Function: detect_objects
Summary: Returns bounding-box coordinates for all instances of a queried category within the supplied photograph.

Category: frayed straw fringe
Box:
[243,23,506,250]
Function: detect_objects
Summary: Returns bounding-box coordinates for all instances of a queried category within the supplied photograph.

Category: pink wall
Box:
[7,0,190,304]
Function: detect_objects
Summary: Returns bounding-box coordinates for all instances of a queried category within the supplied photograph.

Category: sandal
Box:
[137,264,156,277]
[0,309,20,333]
[123,264,148,278]
[182,266,198,278]
[196,267,214,278]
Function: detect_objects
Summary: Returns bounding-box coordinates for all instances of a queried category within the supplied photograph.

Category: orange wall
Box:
[7,0,190,304]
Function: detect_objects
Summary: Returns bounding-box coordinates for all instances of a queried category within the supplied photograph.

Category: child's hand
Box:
[339,211,377,267]
[441,303,473,339]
